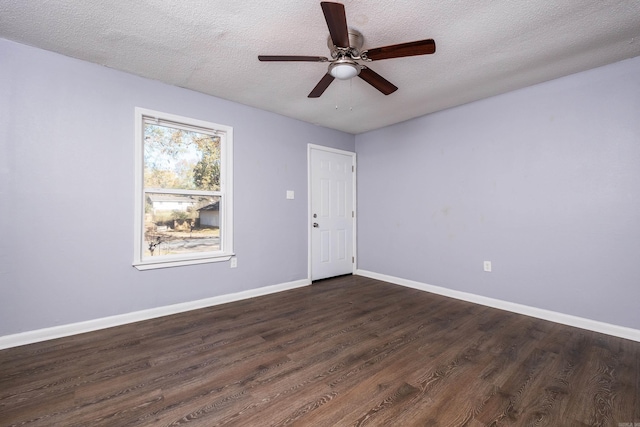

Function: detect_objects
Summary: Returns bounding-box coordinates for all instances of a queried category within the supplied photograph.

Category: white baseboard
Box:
[5,273,638,350]
[0,279,310,350]
[356,269,640,343]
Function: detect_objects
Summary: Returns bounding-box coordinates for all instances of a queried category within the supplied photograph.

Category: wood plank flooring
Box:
[1,275,638,426]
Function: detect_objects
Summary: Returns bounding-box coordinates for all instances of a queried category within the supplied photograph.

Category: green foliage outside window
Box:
[143,124,220,191]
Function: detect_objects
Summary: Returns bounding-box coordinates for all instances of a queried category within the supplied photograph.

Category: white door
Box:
[309,145,355,281]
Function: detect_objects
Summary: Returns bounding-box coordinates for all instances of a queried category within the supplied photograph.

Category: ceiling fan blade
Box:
[321,2,350,48]
[259,55,328,62]
[308,73,335,98]
[363,39,436,61]
[358,67,398,95]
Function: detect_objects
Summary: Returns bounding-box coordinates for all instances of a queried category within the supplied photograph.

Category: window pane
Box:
[144,123,220,191]
[143,193,221,258]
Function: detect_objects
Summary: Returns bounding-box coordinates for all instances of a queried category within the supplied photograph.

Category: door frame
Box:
[307,143,357,281]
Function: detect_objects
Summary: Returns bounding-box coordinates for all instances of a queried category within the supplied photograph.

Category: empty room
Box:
[1,1,640,425]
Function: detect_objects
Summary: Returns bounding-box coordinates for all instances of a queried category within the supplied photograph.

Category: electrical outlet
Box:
[230,257,237,268]
[483,261,492,272]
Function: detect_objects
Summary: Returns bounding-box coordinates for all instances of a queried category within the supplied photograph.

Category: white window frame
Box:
[133,107,233,270]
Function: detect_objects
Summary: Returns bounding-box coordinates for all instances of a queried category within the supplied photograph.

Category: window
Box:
[133,108,233,270]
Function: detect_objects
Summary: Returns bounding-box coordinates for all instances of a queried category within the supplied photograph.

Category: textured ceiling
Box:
[1,0,640,134]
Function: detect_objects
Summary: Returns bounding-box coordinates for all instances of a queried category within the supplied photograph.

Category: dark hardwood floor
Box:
[1,275,639,426]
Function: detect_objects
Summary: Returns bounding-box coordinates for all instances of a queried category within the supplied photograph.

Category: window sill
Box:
[133,254,233,271]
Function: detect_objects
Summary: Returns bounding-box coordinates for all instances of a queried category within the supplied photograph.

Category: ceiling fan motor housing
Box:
[327,28,364,58]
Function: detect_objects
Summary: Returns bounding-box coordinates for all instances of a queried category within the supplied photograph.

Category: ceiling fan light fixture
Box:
[328,60,360,80]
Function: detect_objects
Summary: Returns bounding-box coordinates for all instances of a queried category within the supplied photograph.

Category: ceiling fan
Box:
[258,1,436,98]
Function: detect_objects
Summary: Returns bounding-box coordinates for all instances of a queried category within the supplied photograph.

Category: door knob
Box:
[313,222,319,228]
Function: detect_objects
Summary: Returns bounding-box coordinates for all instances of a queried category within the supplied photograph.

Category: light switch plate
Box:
[286,190,295,200]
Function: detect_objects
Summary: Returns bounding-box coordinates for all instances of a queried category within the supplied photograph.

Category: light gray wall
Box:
[356,56,640,330]
[0,39,354,336]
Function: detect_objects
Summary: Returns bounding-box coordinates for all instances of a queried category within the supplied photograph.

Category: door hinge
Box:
[352,211,354,218]
[352,165,354,172]
[352,256,355,263]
